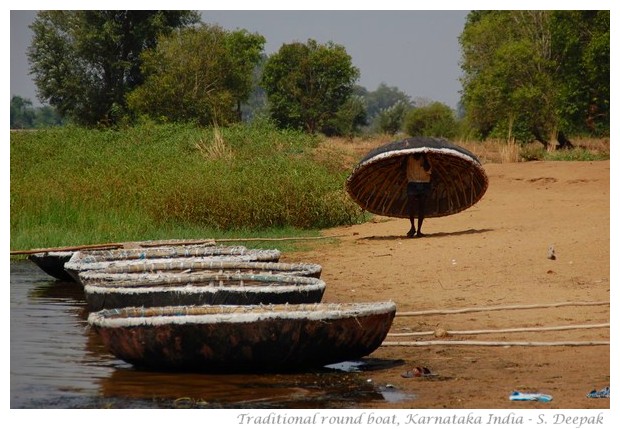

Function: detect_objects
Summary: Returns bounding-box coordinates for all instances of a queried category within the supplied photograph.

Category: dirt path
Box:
[285,160,610,409]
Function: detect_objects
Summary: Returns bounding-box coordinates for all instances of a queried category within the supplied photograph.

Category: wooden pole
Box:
[387,323,610,337]
[381,340,610,347]
[11,242,131,255]
[10,235,345,255]
[395,301,610,317]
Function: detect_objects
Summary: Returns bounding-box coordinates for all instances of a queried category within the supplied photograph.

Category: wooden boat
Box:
[27,251,75,282]
[64,246,281,283]
[77,259,322,286]
[87,301,396,371]
[25,238,216,282]
[81,272,327,311]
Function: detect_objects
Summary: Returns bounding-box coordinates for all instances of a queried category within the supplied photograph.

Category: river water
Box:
[10,260,409,409]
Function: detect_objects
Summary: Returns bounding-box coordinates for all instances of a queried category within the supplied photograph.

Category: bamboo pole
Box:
[387,322,610,337]
[212,235,346,243]
[10,240,215,255]
[11,243,130,255]
[381,340,610,347]
[395,301,610,317]
[10,235,346,255]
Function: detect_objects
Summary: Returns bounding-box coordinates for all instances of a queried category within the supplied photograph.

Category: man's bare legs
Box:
[407,193,427,238]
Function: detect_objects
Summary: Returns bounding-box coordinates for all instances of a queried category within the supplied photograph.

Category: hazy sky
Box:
[10,10,469,109]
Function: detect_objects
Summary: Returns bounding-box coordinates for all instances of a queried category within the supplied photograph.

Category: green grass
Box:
[542,147,609,161]
[519,144,609,162]
[10,119,365,252]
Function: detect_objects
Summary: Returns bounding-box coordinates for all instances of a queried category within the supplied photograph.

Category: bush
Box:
[372,101,409,135]
[403,102,458,138]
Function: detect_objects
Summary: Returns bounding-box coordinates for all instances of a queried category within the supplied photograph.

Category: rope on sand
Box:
[387,322,610,337]
[394,301,609,317]
[381,340,610,347]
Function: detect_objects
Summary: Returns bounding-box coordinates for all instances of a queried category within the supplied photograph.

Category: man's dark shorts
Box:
[407,182,431,197]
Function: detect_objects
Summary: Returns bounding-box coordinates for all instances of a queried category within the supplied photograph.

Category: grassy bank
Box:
[10,122,608,253]
[10,120,365,252]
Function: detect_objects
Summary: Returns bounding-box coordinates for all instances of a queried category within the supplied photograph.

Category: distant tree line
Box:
[10,95,64,129]
[17,10,608,144]
[18,10,459,138]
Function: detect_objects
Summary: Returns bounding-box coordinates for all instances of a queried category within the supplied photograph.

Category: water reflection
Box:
[99,365,391,408]
[11,260,410,408]
[10,260,112,408]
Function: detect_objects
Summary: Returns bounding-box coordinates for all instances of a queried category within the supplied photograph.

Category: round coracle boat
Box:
[82,272,327,311]
[76,260,322,287]
[346,136,489,218]
[64,246,281,282]
[88,301,397,371]
[27,238,216,282]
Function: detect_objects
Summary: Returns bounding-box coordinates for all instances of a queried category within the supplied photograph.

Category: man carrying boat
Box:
[405,153,432,238]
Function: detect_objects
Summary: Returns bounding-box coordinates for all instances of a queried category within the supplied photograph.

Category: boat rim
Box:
[88,301,397,328]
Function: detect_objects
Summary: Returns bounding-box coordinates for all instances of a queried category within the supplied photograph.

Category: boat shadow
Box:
[360,228,494,241]
[95,358,408,408]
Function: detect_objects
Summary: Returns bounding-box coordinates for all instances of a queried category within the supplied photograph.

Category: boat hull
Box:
[28,252,75,282]
[65,246,281,282]
[26,239,216,282]
[82,273,326,311]
[88,302,396,371]
[77,260,321,286]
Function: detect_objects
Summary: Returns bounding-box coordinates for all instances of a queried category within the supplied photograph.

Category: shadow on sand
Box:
[359,228,494,242]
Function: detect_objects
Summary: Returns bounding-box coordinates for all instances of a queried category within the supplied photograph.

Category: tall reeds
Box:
[10,121,365,250]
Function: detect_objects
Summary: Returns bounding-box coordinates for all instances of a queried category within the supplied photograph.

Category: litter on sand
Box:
[401,367,434,378]
[586,386,609,398]
[509,391,553,402]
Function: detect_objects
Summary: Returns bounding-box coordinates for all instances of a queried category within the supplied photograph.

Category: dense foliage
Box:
[127,25,265,126]
[10,95,64,129]
[21,10,609,144]
[359,83,413,124]
[459,10,609,144]
[261,39,360,134]
[403,102,458,138]
[10,121,365,250]
[28,10,199,126]
[373,101,410,135]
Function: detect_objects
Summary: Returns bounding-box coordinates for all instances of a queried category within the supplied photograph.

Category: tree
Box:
[28,10,199,126]
[460,11,555,143]
[324,95,367,138]
[240,54,269,122]
[33,105,64,128]
[364,82,412,120]
[459,10,609,144]
[261,39,360,134]
[10,96,35,129]
[403,102,458,138]
[127,25,265,126]
[550,11,610,136]
[373,101,409,135]
[225,30,268,121]
[10,96,65,129]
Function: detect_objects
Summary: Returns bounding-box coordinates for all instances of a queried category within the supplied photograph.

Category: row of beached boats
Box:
[26,239,396,372]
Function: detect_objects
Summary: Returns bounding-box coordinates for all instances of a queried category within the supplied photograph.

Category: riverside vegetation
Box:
[10,120,366,253]
[10,120,608,253]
